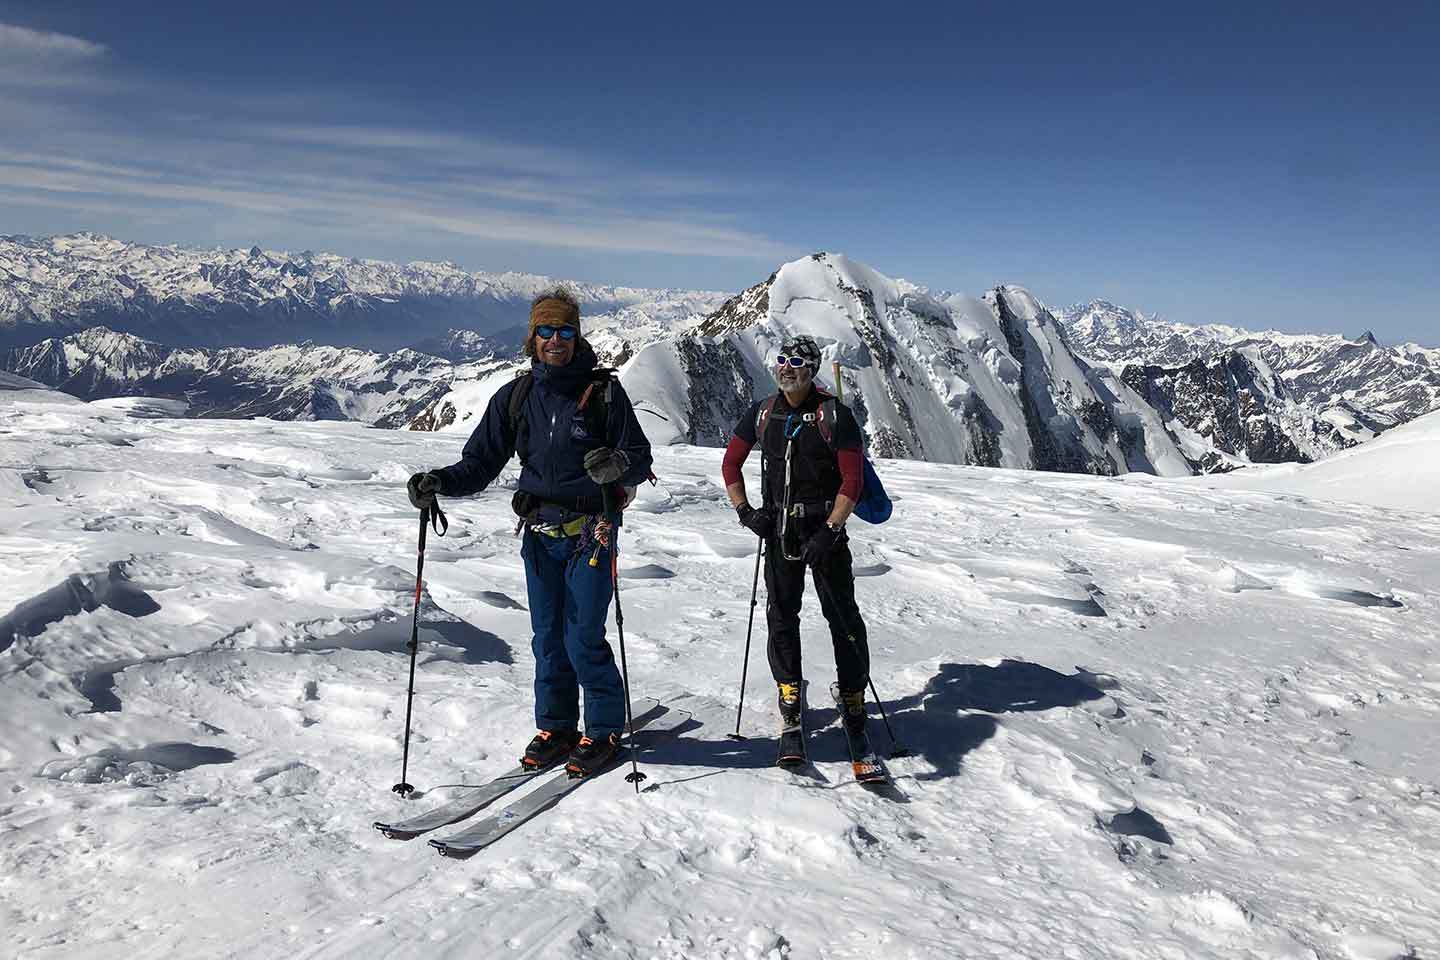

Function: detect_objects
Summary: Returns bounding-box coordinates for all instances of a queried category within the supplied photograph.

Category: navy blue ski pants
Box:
[522,529,625,738]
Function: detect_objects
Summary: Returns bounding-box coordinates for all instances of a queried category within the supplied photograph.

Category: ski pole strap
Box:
[425,502,449,537]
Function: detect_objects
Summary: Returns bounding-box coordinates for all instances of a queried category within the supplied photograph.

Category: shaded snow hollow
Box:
[1,390,1437,959]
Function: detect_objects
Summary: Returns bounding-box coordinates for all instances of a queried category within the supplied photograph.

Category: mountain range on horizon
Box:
[4,233,1438,479]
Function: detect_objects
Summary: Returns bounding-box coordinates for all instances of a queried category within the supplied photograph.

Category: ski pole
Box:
[392,501,448,797]
[811,567,910,758]
[727,535,765,741]
[602,485,647,793]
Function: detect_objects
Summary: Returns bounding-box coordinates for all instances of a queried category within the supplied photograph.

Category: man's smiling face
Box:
[777,358,814,395]
[535,325,578,366]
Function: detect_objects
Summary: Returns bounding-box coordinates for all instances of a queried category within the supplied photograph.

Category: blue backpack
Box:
[756,391,893,524]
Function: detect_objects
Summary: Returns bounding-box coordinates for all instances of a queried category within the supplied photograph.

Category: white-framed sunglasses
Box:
[775,355,815,368]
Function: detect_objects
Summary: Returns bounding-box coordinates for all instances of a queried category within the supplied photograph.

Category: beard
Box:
[777,367,813,396]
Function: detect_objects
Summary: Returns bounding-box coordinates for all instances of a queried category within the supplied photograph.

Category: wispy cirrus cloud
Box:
[0,22,106,58]
[0,21,108,89]
[0,27,792,270]
[0,122,793,260]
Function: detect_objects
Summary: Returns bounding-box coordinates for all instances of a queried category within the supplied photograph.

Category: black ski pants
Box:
[764,516,869,693]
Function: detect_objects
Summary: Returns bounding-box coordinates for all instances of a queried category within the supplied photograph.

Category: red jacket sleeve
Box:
[836,448,863,502]
[721,435,753,487]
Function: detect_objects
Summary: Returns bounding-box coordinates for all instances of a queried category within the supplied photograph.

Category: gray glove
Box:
[583,447,629,485]
[407,471,444,511]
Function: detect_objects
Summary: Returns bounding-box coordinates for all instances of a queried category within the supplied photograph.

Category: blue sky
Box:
[1,3,1436,343]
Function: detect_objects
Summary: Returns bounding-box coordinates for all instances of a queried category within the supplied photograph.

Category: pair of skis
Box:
[374,699,688,858]
[776,685,889,784]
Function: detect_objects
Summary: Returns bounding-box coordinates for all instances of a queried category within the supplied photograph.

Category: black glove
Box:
[736,503,774,538]
[584,447,630,485]
[801,523,840,565]
[407,471,444,511]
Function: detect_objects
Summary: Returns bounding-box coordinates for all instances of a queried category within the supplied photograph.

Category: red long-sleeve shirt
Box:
[722,434,863,502]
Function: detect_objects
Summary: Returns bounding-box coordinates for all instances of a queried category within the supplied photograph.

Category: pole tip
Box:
[391,782,415,798]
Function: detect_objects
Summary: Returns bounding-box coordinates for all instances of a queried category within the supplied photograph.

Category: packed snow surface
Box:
[2,392,1437,959]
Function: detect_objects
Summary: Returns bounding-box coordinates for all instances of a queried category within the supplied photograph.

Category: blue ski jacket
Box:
[434,343,652,517]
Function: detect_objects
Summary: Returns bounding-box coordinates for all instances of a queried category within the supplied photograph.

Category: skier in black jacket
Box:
[720,334,872,755]
[406,288,653,777]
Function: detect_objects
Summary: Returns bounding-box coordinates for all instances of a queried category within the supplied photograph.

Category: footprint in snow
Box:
[304,467,374,482]
[1098,806,1174,862]
[621,563,676,580]
[477,591,525,610]
[1288,584,1403,608]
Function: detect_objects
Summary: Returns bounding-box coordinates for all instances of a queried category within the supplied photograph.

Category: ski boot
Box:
[834,686,866,735]
[831,683,886,783]
[521,728,581,771]
[776,681,807,766]
[778,681,805,727]
[565,732,622,779]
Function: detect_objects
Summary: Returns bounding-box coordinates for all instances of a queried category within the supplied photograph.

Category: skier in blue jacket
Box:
[406,288,653,777]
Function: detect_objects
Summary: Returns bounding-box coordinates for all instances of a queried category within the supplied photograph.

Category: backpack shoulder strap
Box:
[508,371,534,462]
[755,393,781,440]
[815,394,838,450]
[577,367,617,443]
[508,371,534,430]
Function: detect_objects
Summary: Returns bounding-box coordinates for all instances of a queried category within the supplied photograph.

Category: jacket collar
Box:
[531,340,599,394]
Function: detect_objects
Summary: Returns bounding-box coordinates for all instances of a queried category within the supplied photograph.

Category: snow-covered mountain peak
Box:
[612,253,1195,475]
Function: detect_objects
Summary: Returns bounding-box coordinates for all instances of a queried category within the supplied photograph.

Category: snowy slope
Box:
[1208,408,1440,513]
[0,233,726,351]
[2,399,1437,959]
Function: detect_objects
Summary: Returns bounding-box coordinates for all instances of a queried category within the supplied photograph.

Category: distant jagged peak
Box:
[1065,298,1155,331]
[67,325,164,354]
[1063,298,1247,339]
[1,231,720,310]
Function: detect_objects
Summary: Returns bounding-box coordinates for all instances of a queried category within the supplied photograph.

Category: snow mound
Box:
[1209,407,1440,513]
[1,371,50,391]
[88,396,191,418]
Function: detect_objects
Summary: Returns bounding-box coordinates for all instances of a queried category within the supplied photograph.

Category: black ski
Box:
[776,683,808,767]
[776,719,808,767]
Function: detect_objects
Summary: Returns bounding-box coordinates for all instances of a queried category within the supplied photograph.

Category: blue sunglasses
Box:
[775,355,815,368]
[535,324,578,341]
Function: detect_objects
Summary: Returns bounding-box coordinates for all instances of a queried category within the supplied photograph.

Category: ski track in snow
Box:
[1,393,1438,960]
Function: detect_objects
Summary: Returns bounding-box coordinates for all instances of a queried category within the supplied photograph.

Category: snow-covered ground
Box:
[2,385,1438,960]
